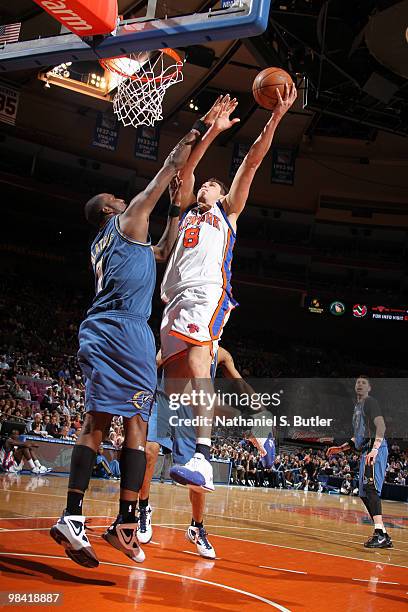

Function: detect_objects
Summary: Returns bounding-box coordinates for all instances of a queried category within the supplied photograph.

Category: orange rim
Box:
[99,48,183,83]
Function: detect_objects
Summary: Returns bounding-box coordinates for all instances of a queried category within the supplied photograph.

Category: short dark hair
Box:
[206,177,228,196]
[84,194,108,227]
[357,374,371,385]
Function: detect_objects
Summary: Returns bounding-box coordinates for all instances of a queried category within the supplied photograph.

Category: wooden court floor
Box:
[0,474,407,611]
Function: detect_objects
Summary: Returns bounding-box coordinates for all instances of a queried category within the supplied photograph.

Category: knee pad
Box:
[68,445,96,492]
[362,483,382,517]
[120,447,146,492]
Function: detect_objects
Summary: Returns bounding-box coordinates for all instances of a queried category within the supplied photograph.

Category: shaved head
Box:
[84,193,110,227]
[84,193,126,228]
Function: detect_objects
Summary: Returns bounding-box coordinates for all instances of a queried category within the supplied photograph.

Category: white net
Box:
[103,50,183,128]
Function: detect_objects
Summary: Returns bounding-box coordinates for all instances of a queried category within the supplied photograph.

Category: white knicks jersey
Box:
[161,200,237,304]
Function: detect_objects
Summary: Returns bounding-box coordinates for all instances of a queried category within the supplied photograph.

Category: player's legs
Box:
[164,346,215,492]
[13,448,37,473]
[139,441,160,501]
[171,410,216,558]
[50,411,112,568]
[137,389,174,543]
[137,441,160,544]
[103,414,147,563]
[360,446,392,548]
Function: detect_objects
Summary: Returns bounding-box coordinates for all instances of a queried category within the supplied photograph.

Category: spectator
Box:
[3,429,51,474]
[46,415,59,438]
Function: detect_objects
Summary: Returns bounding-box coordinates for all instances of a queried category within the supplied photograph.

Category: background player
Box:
[327,375,392,548]
[49,124,204,569]
[160,84,297,492]
[137,346,259,559]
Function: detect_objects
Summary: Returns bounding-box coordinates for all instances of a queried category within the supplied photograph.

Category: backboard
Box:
[0,1,271,72]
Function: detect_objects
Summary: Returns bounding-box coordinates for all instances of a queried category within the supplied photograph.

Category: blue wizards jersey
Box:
[87,215,156,318]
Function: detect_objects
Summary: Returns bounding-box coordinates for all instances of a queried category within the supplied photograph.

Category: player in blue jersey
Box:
[327,375,392,549]
[49,117,215,568]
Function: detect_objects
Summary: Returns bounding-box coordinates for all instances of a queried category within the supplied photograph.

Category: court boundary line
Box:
[164,526,408,570]
[0,552,291,611]
[0,514,407,568]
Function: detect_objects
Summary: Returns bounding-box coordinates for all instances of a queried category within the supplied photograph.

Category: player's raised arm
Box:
[178,95,240,211]
[119,127,201,243]
[223,84,297,226]
[152,174,183,263]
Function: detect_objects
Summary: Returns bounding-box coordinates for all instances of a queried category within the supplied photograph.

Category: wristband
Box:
[192,119,208,138]
[168,204,181,218]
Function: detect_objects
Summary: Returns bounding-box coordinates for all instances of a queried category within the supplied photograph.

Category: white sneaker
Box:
[38,465,52,473]
[50,512,99,568]
[31,466,41,474]
[170,453,214,493]
[137,505,153,544]
[103,517,145,563]
[186,526,216,559]
[7,465,20,474]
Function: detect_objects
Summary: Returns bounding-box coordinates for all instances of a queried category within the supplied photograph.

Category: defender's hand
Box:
[201,94,223,125]
[213,94,240,132]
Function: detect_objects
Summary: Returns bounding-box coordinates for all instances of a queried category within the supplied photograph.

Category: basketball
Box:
[252,67,293,110]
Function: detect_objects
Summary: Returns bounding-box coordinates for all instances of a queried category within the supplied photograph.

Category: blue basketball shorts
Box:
[147,389,196,464]
[359,440,388,497]
[78,312,156,421]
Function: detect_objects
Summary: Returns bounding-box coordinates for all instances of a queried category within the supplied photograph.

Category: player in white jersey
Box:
[160,84,297,493]
[160,191,237,348]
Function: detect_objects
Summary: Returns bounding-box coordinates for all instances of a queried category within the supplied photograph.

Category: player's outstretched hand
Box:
[273,83,297,122]
[169,173,183,205]
[213,94,240,132]
[201,94,223,125]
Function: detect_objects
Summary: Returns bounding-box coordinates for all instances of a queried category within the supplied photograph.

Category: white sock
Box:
[196,438,211,447]
[27,459,35,469]
[34,459,41,467]
[374,522,385,532]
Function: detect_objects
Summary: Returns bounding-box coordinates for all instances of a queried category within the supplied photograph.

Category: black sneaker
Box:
[102,515,145,562]
[364,529,393,549]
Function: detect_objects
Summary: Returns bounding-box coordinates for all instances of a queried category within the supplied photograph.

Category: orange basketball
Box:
[252,67,293,110]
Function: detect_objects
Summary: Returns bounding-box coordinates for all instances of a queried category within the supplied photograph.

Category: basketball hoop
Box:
[100,48,183,127]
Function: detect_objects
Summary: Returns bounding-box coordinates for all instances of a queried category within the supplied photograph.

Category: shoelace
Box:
[198,527,212,550]
[138,508,147,532]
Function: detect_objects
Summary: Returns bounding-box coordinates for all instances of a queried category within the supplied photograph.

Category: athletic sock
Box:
[195,443,210,461]
[34,459,41,467]
[139,498,149,509]
[27,459,35,469]
[191,519,203,529]
[119,499,137,523]
[66,491,84,515]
